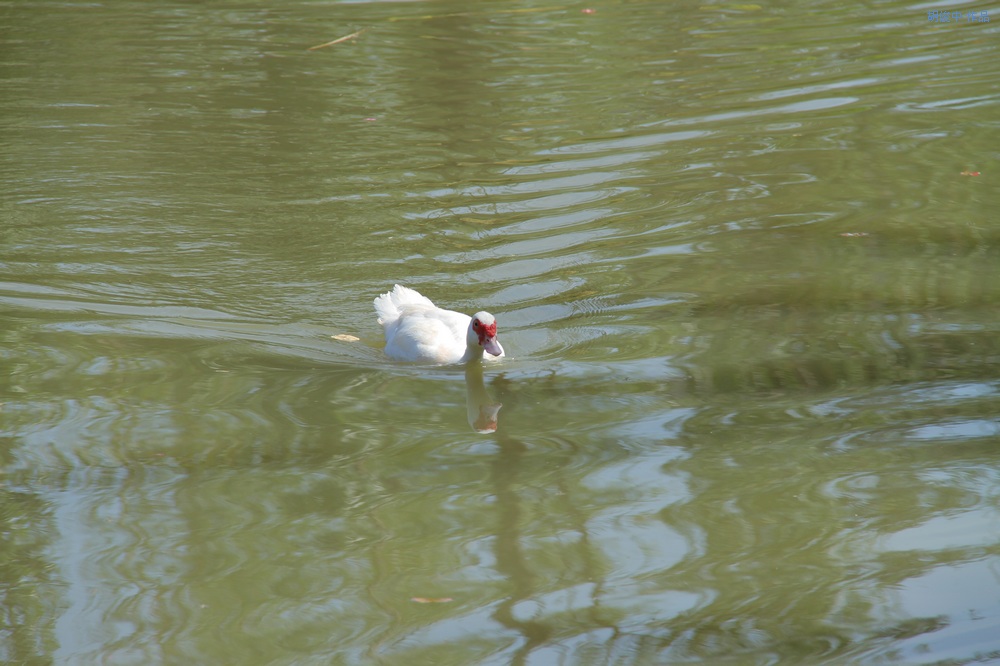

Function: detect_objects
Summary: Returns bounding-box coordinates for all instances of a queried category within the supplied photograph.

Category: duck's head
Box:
[468,312,504,357]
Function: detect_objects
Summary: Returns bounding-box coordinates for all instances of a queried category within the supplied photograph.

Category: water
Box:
[3,0,1000,663]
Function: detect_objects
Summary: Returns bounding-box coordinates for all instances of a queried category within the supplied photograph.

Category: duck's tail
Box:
[373,284,436,326]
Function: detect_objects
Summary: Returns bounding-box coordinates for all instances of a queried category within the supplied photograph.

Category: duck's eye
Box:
[473,320,480,329]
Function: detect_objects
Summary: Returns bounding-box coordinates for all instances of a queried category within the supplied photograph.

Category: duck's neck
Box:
[461,342,484,363]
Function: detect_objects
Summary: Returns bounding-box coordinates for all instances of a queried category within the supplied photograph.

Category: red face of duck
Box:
[472,316,504,356]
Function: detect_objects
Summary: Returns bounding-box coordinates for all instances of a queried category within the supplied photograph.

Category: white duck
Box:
[374,284,505,364]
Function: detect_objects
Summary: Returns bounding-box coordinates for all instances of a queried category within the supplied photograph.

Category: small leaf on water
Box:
[411,597,453,604]
[332,334,360,342]
[960,171,981,176]
[839,232,870,237]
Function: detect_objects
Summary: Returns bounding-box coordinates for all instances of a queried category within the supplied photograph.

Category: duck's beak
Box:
[482,336,504,356]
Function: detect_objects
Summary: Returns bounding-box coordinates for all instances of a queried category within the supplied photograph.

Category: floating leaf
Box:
[332,334,360,342]
[839,232,869,238]
[411,597,453,604]
[960,170,981,176]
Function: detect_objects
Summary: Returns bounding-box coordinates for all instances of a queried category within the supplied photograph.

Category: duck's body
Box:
[374,284,505,364]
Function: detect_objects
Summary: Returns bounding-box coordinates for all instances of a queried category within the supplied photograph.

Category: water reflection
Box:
[465,362,502,433]
[3,0,1000,663]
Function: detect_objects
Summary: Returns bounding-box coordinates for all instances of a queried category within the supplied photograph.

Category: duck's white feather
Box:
[373,284,436,325]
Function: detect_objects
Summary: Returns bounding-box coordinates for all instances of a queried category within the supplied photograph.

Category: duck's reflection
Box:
[465,361,502,433]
